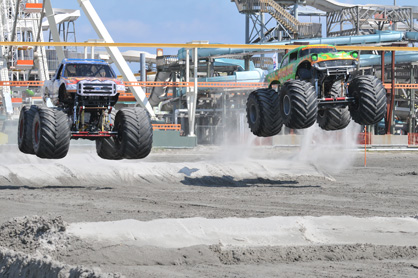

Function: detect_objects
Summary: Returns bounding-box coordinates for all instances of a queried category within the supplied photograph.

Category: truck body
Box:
[18,59,153,159]
[246,44,387,136]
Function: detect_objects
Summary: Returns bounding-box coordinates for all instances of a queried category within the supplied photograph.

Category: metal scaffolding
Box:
[231,0,321,43]
[327,6,417,37]
[0,0,49,115]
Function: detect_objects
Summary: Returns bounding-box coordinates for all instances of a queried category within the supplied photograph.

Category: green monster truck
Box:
[246,44,387,136]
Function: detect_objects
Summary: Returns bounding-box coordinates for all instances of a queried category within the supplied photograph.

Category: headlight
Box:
[116,84,126,91]
[66,83,77,91]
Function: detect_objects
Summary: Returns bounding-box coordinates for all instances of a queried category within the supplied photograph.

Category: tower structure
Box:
[0,0,49,114]
[231,0,322,43]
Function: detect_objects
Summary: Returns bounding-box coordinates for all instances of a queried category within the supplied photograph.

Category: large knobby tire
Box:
[114,107,153,159]
[18,105,38,154]
[348,75,387,125]
[317,82,351,131]
[32,107,71,159]
[96,110,123,160]
[280,80,317,129]
[246,88,282,137]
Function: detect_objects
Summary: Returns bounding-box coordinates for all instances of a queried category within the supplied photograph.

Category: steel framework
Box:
[327,6,417,37]
[0,0,48,115]
[231,0,321,43]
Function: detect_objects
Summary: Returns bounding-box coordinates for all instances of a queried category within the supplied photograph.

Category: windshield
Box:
[299,47,337,58]
[64,63,116,78]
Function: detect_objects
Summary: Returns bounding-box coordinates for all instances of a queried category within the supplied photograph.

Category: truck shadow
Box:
[181,175,321,188]
[0,185,113,190]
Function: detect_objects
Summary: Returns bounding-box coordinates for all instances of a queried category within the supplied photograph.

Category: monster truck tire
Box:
[246,88,282,137]
[96,110,123,160]
[96,138,123,160]
[348,75,387,125]
[18,105,38,154]
[317,82,351,131]
[114,107,153,159]
[32,107,71,159]
[280,80,317,129]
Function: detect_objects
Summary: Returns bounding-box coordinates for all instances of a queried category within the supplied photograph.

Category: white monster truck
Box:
[17,58,153,160]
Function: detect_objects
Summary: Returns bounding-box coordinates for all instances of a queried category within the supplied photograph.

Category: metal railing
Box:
[259,0,321,39]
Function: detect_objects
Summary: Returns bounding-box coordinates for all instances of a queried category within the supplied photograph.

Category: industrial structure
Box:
[1,0,418,147]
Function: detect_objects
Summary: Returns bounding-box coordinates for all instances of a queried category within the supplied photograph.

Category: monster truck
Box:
[17,58,153,159]
[246,44,387,136]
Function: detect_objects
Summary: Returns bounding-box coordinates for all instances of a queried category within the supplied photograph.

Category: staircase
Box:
[260,0,300,34]
[231,0,321,39]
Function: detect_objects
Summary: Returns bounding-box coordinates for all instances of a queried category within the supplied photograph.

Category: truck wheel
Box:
[348,75,387,125]
[96,138,123,160]
[96,110,123,160]
[114,107,153,159]
[32,107,71,159]
[317,82,351,130]
[246,88,282,137]
[18,105,38,154]
[280,80,317,129]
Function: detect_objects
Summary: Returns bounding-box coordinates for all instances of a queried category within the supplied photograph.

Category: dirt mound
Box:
[209,244,418,264]
[0,145,330,188]
[0,216,69,255]
[0,216,123,277]
[0,247,122,278]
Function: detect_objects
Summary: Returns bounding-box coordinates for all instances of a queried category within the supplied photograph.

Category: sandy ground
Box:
[0,134,417,277]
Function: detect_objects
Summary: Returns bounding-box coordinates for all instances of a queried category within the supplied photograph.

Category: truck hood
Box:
[314,52,357,63]
[62,77,123,84]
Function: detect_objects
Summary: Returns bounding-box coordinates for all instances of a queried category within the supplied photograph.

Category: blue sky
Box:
[49,0,413,56]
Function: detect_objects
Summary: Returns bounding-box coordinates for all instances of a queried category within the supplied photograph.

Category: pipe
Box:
[359,52,418,67]
[177,31,405,60]
[405,31,418,41]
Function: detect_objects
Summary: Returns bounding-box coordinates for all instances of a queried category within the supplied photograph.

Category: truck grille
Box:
[78,81,117,96]
[317,60,355,67]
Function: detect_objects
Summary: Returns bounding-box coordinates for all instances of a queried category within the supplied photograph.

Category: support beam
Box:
[410,64,416,134]
[44,0,65,61]
[381,51,385,83]
[140,53,146,82]
[29,0,49,81]
[77,0,155,117]
[245,14,250,44]
[387,50,396,134]
[187,48,198,137]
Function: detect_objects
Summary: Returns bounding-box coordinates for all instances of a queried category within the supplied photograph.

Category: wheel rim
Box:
[249,104,257,124]
[283,95,291,116]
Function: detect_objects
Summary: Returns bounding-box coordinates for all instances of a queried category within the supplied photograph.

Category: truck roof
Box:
[61,58,108,65]
[288,44,335,54]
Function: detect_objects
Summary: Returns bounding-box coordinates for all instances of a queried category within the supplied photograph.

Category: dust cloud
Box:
[213,112,360,176]
[294,122,361,174]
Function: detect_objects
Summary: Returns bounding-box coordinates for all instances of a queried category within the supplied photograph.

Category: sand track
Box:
[0,144,417,277]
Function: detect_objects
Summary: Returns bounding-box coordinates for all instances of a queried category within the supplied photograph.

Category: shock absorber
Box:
[73,95,78,131]
[343,74,349,96]
[108,106,112,128]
